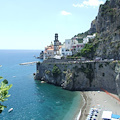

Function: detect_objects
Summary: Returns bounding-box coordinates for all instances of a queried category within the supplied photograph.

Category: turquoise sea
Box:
[0,50,83,120]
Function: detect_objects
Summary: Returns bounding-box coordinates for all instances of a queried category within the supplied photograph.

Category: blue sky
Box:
[0,0,106,50]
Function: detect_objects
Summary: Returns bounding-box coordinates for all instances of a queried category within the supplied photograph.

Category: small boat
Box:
[8,108,13,113]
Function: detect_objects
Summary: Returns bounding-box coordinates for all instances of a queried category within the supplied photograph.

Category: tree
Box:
[0,76,12,113]
[80,43,94,58]
[52,64,61,77]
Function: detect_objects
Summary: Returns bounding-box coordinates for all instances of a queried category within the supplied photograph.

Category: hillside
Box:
[75,0,120,60]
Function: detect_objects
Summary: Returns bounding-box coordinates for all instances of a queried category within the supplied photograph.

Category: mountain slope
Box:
[90,0,120,59]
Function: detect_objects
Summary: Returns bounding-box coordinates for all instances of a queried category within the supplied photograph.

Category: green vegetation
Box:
[80,44,94,57]
[72,42,97,59]
[65,70,72,84]
[52,64,61,77]
[116,43,120,49]
[100,1,116,17]
[66,56,81,59]
[45,70,50,74]
[99,64,103,68]
[80,64,94,86]
[74,31,88,43]
[105,62,110,66]
[37,61,40,65]
[118,61,120,64]
[64,65,68,71]
[76,31,88,38]
[0,77,12,113]
[117,26,120,30]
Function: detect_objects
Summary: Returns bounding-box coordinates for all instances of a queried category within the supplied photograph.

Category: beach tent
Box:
[111,118,119,120]
[102,111,112,120]
[112,114,120,119]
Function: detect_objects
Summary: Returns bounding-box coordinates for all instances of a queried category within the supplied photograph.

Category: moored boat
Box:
[8,108,13,113]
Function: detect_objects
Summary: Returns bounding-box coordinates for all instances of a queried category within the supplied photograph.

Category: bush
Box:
[52,64,61,77]
[99,64,103,68]
[80,43,94,57]
[37,61,40,65]
[45,70,50,74]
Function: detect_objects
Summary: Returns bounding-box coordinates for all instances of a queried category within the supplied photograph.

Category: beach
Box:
[79,91,120,120]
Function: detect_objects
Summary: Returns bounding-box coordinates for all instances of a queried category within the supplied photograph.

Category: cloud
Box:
[73,0,104,8]
[73,4,84,7]
[61,11,72,15]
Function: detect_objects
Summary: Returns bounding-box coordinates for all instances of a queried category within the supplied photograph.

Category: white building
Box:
[83,37,89,44]
[83,33,96,44]
[60,42,72,56]
[65,38,78,50]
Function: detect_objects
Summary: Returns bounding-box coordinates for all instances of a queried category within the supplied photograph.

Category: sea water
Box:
[0,50,82,120]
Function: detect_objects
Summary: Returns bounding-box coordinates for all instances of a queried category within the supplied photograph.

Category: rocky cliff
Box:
[35,60,120,98]
[88,0,120,59]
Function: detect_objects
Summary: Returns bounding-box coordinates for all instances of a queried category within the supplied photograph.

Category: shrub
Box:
[99,64,103,68]
[37,61,40,64]
[52,64,61,77]
[45,70,50,74]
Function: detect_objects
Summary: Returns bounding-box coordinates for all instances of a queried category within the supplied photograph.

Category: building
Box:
[83,33,96,44]
[43,33,86,59]
[83,37,89,44]
[60,42,72,56]
[60,38,78,57]
[54,33,60,55]
[43,42,54,60]
[43,33,61,60]
[72,43,85,54]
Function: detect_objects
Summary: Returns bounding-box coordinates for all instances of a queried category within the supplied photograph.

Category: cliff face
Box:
[88,19,97,34]
[88,0,120,59]
[35,60,120,98]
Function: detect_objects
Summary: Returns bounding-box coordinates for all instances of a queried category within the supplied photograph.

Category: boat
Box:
[8,108,13,113]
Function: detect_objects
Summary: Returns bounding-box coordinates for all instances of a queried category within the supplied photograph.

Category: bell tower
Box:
[54,33,59,55]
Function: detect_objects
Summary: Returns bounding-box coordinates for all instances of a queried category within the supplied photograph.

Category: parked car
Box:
[95,57,102,61]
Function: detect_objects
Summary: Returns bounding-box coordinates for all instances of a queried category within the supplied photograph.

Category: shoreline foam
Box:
[75,92,85,120]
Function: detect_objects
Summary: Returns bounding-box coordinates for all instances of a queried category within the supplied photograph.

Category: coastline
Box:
[76,92,91,120]
[77,91,120,120]
[74,92,86,120]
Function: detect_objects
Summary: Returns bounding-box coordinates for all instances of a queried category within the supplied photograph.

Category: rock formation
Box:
[88,0,120,59]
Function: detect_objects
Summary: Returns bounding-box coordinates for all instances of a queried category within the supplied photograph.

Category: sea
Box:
[0,50,83,120]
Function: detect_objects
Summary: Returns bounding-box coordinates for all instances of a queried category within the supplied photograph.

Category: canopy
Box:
[102,111,112,119]
[112,114,120,119]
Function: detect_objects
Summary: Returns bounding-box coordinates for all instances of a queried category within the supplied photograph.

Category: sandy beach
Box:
[79,90,120,120]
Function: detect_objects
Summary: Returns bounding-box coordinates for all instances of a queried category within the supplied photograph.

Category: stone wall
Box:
[35,60,120,98]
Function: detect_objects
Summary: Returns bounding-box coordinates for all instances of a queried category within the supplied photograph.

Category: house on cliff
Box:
[72,43,85,54]
[43,42,54,60]
[43,33,95,59]
[43,33,62,60]
[83,34,96,44]
[60,38,78,57]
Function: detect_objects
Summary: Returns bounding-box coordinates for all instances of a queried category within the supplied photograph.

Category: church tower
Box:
[54,33,59,55]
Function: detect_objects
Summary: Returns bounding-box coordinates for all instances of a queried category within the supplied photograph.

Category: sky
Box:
[0,0,106,50]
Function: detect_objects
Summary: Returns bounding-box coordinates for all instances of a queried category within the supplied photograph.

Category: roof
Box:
[47,48,54,51]
[59,45,62,48]
[102,111,112,119]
